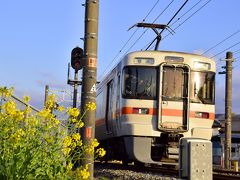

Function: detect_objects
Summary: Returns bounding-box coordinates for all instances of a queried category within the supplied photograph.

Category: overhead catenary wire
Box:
[161,0,212,41]
[233,48,240,54]
[219,48,240,60]
[146,0,188,50]
[169,0,203,27]
[216,51,240,73]
[112,0,160,58]
[142,0,202,50]
[124,0,176,55]
[143,0,209,50]
[233,56,240,70]
[216,46,240,69]
[202,30,240,55]
[98,0,160,81]
[152,0,176,23]
[217,56,240,73]
[210,41,240,58]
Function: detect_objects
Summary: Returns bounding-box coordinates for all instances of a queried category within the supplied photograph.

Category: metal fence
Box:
[0,94,40,114]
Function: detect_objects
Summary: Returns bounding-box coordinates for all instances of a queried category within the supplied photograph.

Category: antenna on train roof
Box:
[128,22,175,51]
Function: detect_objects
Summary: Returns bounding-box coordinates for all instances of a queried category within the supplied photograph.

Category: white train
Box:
[96,50,215,165]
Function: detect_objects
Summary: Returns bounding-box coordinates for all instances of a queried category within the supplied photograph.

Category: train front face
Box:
[120,51,216,165]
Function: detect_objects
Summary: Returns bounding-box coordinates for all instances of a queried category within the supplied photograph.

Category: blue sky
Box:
[0,0,240,113]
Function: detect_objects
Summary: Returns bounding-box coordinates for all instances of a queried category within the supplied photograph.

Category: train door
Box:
[105,80,114,134]
[116,74,121,129]
[158,64,190,132]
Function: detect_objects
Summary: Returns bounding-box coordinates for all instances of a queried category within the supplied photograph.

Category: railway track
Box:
[213,169,240,180]
[95,161,240,179]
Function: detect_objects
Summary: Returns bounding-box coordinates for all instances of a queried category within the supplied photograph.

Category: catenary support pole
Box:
[80,0,99,179]
[224,51,233,169]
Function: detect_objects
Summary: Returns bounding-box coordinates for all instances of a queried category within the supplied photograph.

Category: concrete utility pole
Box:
[80,0,99,179]
[224,51,233,169]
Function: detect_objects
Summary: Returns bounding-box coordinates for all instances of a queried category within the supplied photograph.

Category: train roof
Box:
[125,50,215,62]
[121,50,216,70]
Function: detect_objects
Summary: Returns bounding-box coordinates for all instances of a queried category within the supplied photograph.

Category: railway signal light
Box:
[71,47,83,71]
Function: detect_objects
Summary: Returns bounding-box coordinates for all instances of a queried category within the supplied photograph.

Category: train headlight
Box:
[132,108,149,114]
[193,62,211,70]
[195,112,209,119]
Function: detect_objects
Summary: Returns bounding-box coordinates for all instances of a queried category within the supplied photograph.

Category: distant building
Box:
[215,114,240,134]
[212,114,240,165]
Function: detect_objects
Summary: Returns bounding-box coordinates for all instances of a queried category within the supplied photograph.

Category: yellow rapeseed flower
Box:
[85,139,99,155]
[0,87,13,98]
[45,136,54,144]
[70,118,77,123]
[72,133,80,142]
[77,140,83,147]
[75,121,84,128]
[62,147,71,155]
[77,165,90,180]
[96,148,106,157]
[17,129,25,137]
[3,100,16,115]
[57,106,64,112]
[37,109,51,119]
[22,96,30,103]
[66,162,73,171]
[67,108,80,117]
[23,106,32,116]
[45,94,56,109]
[10,128,26,144]
[91,138,99,148]
[28,127,36,136]
[63,136,72,147]
[14,111,24,121]
[86,102,96,111]
[28,118,39,126]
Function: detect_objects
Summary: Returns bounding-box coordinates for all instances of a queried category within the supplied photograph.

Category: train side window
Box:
[122,66,157,100]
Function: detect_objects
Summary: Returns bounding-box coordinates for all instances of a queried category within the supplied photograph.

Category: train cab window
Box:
[190,71,215,104]
[162,67,187,101]
[123,67,157,99]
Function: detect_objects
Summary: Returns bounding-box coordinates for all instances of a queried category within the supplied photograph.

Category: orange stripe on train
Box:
[96,107,214,127]
[121,107,214,120]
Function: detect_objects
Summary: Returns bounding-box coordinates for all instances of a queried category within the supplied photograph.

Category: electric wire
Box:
[98,0,160,81]
[152,0,176,23]
[143,0,206,50]
[146,0,188,50]
[162,0,212,41]
[125,0,175,54]
[232,48,240,55]
[216,47,240,68]
[143,0,161,22]
[202,30,240,55]
[210,41,240,58]
[169,0,203,27]
[216,53,240,73]
[230,56,240,70]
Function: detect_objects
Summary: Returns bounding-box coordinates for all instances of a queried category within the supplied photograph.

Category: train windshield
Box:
[190,71,215,104]
[123,67,157,99]
[162,66,188,101]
